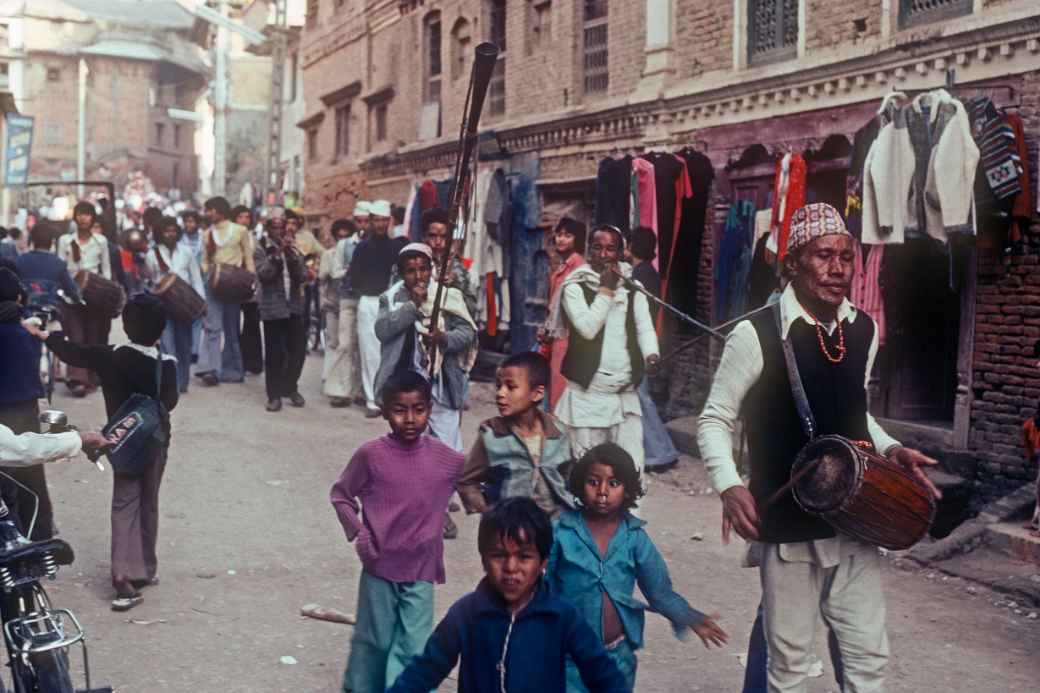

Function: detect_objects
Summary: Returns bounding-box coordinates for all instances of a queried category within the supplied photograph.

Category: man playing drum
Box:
[56,201,112,397]
[697,203,940,693]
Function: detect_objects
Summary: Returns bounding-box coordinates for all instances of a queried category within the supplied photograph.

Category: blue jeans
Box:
[566,638,636,693]
[638,379,679,468]
[197,287,243,382]
[162,319,194,393]
[743,603,845,693]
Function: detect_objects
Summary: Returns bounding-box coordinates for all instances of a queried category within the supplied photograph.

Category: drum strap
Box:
[773,303,817,441]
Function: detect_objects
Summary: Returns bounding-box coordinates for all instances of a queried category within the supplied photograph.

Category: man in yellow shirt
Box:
[198,196,254,387]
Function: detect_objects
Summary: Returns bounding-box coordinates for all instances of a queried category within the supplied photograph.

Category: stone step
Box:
[986,521,1040,565]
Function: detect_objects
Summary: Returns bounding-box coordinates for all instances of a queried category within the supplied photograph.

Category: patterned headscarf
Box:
[785,203,850,257]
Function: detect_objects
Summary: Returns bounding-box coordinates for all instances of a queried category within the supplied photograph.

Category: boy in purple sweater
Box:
[330,371,465,693]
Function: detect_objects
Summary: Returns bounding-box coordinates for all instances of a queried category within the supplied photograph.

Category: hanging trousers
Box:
[111,446,166,588]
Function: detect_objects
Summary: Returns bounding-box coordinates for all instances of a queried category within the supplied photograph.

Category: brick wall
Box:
[674,1,733,78]
[805,0,882,51]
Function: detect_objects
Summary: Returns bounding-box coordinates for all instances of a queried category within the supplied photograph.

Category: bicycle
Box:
[0,410,110,693]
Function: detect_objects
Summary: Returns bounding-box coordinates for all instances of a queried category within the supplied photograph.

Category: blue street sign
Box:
[4,114,34,186]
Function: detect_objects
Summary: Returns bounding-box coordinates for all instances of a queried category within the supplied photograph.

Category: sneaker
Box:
[266,398,283,412]
[288,392,306,407]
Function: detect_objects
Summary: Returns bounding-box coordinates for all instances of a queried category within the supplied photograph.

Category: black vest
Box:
[561,284,644,390]
[743,307,874,543]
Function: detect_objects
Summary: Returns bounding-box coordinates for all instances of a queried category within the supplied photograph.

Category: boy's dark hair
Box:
[158,216,181,239]
[142,206,163,230]
[123,293,167,346]
[567,443,643,509]
[204,196,231,219]
[381,370,432,405]
[630,226,657,262]
[180,210,201,225]
[0,267,25,303]
[555,217,588,255]
[478,497,553,561]
[397,249,432,274]
[499,351,550,391]
[230,205,252,225]
[30,222,57,249]
[73,201,97,220]
[421,207,451,232]
[331,218,357,237]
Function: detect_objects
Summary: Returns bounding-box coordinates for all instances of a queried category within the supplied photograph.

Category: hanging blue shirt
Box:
[546,510,706,650]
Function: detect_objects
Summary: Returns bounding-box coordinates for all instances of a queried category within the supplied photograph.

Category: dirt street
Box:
[34,352,1040,692]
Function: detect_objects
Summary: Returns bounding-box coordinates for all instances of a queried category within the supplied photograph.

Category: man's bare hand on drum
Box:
[888,446,942,500]
[720,486,760,542]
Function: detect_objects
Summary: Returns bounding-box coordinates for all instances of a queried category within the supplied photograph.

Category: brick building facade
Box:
[0,1,210,198]
[300,0,1040,498]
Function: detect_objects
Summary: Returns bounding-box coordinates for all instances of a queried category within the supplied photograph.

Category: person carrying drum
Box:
[146,216,205,394]
[197,196,254,387]
[56,201,112,397]
[697,203,941,693]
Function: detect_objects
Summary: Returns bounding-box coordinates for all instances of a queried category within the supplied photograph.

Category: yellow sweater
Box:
[202,221,255,274]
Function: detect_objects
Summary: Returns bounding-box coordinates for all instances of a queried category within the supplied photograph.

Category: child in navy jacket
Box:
[388,498,628,693]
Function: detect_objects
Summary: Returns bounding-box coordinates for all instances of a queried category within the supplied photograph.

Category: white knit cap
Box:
[399,242,433,262]
[369,200,392,218]
[353,201,371,217]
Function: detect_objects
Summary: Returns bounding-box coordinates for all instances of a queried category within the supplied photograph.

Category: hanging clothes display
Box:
[967,96,1022,205]
[715,200,756,322]
[862,89,979,245]
[1007,112,1034,222]
[770,152,806,262]
[594,155,633,234]
[851,241,887,347]
[641,152,692,281]
[630,157,658,235]
[671,149,714,320]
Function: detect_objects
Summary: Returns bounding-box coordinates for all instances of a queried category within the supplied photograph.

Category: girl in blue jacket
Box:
[547,443,729,692]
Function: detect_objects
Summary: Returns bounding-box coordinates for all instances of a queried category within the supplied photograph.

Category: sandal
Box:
[110,593,143,612]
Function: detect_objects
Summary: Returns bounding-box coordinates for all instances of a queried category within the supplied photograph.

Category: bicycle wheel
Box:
[11,650,72,693]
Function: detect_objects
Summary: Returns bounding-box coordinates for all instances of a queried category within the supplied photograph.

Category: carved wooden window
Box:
[487,0,507,116]
[748,0,798,66]
[424,11,442,104]
[334,104,350,159]
[898,0,972,28]
[583,0,609,95]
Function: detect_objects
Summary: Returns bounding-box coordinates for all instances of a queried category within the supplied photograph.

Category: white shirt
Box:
[145,243,206,297]
[57,232,111,279]
[697,284,901,496]
[0,424,80,466]
[554,279,660,428]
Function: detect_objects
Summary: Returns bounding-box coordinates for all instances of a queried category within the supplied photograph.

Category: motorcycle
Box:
[0,410,110,693]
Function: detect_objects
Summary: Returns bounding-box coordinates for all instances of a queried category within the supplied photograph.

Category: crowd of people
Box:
[0,191,950,692]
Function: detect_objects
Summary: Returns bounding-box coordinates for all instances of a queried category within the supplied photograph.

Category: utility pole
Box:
[213,0,229,197]
[264,0,288,206]
[77,58,88,198]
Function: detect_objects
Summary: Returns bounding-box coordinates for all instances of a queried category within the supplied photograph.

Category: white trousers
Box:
[760,540,889,693]
[428,402,463,453]
[323,299,361,399]
[357,295,382,410]
[566,412,645,474]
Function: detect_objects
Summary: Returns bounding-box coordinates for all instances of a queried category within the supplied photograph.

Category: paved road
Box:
[31,350,1040,692]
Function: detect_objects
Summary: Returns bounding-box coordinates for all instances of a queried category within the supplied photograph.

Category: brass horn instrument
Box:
[428,41,499,365]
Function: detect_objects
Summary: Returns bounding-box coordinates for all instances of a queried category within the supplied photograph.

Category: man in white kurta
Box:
[552,226,659,474]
